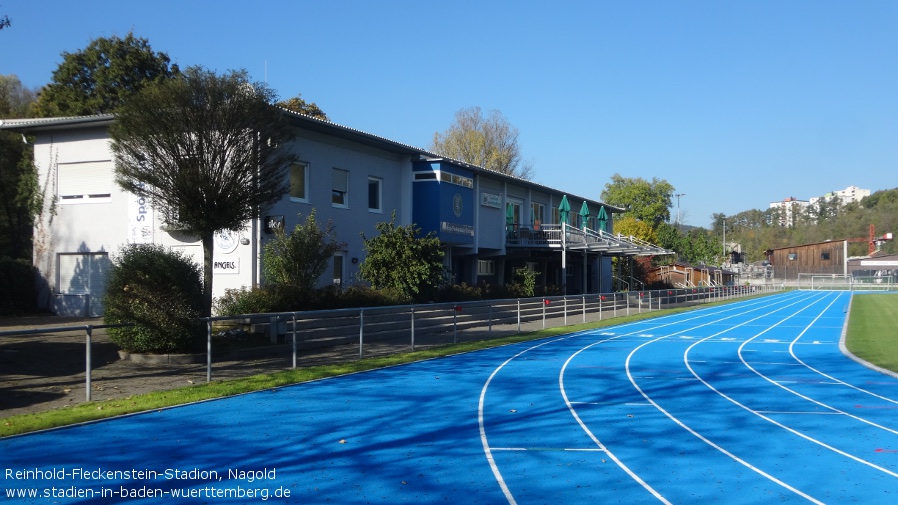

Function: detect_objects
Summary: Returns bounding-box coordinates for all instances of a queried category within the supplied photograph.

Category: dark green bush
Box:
[0,257,38,315]
[103,244,204,353]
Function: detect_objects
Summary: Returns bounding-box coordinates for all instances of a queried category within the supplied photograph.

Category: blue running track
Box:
[2,291,897,503]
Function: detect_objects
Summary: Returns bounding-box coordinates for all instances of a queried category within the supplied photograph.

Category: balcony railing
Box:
[506,223,672,256]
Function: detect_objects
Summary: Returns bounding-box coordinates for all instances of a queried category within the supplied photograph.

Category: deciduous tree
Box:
[359,213,445,301]
[430,106,533,179]
[263,210,344,291]
[600,173,674,227]
[110,67,297,316]
[275,94,328,120]
[33,32,178,117]
[0,75,39,259]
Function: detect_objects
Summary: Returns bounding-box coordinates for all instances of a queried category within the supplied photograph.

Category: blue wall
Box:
[412,161,475,246]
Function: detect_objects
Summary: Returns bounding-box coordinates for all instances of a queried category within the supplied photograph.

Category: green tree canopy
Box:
[358,213,446,301]
[600,173,674,227]
[263,210,345,291]
[34,32,178,117]
[0,75,39,259]
[110,66,297,316]
[275,94,328,120]
[430,106,533,179]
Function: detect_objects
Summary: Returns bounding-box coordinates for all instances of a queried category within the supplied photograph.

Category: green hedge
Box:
[0,257,38,315]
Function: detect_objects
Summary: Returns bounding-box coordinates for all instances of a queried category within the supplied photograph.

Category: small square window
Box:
[478,260,496,276]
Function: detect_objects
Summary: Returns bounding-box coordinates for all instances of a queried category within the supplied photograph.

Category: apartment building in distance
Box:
[769,185,870,227]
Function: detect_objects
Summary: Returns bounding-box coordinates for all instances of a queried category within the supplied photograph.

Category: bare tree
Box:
[110,67,297,315]
[430,106,533,179]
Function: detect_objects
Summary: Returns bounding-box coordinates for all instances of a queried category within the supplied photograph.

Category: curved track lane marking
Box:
[481,292,809,503]
[552,293,813,503]
[736,292,898,435]
[625,292,830,503]
[678,292,898,485]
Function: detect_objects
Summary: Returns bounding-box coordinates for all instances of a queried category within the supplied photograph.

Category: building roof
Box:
[1,110,625,214]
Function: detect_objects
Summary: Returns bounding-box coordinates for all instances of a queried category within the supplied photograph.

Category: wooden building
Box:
[763,241,846,280]
[647,261,737,287]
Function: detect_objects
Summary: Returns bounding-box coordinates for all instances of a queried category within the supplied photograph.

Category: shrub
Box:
[0,257,38,315]
[103,244,204,353]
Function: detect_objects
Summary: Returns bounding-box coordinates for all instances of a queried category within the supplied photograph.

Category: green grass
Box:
[846,293,898,372]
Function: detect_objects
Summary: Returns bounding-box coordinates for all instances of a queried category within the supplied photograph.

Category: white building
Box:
[1,112,666,316]
[809,185,871,207]
[769,197,809,227]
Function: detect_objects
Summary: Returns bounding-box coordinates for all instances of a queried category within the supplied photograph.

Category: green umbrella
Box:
[506,202,515,235]
[597,205,608,232]
[579,201,591,230]
[558,195,570,225]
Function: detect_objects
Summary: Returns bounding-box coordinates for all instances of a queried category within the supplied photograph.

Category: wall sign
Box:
[214,230,239,254]
[265,215,285,234]
[481,192,501,209]
[213,258,240,274]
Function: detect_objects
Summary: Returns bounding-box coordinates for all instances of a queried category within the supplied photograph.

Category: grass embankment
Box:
[846,293,898,372]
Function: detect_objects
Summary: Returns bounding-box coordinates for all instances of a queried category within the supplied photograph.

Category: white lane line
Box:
[684,292,898,480]
[626,292,830,503]
[736,292,898,435]
[480,291,808,503]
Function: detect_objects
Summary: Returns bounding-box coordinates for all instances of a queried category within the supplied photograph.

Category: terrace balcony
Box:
[505,223,671,257]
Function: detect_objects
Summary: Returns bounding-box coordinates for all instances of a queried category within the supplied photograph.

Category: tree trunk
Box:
[201,231,215,317]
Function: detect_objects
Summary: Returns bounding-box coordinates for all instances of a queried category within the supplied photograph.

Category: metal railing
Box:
[0,285,781,407]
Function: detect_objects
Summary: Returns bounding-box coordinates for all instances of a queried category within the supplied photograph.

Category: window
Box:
[332,168,349,207]
[368,176,382,212]
[290,162,309,202]
[821,251,831,260]
[57,161,113,203]
[333,254,344,286]
[478,260,495,276]
[788,253,798,261]
[508,200,522,227]
[531,202,545,228]
[552,207,560,225]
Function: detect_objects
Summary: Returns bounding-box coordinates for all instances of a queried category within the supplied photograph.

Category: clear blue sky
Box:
[2,0,896,227]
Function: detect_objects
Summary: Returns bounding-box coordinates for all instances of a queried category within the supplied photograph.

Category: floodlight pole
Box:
[675,193,685,227]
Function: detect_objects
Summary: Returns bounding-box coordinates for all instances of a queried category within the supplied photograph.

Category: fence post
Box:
[489,303,493,334]
[85,326,93,402]
[582,295,586,323]
[564,296,568,326]
[542,299,547,329]
[359,309,365,358]
[613,294,617,318]
[517,299,521,333]
[599,295,603,321]
[292,313,298,369]
[206,321,212,383]
[411,307,415,351]
[627,292,630,316]
[454,306,459,343]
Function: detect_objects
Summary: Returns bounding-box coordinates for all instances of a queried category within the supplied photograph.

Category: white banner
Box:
[127,187,154,244]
